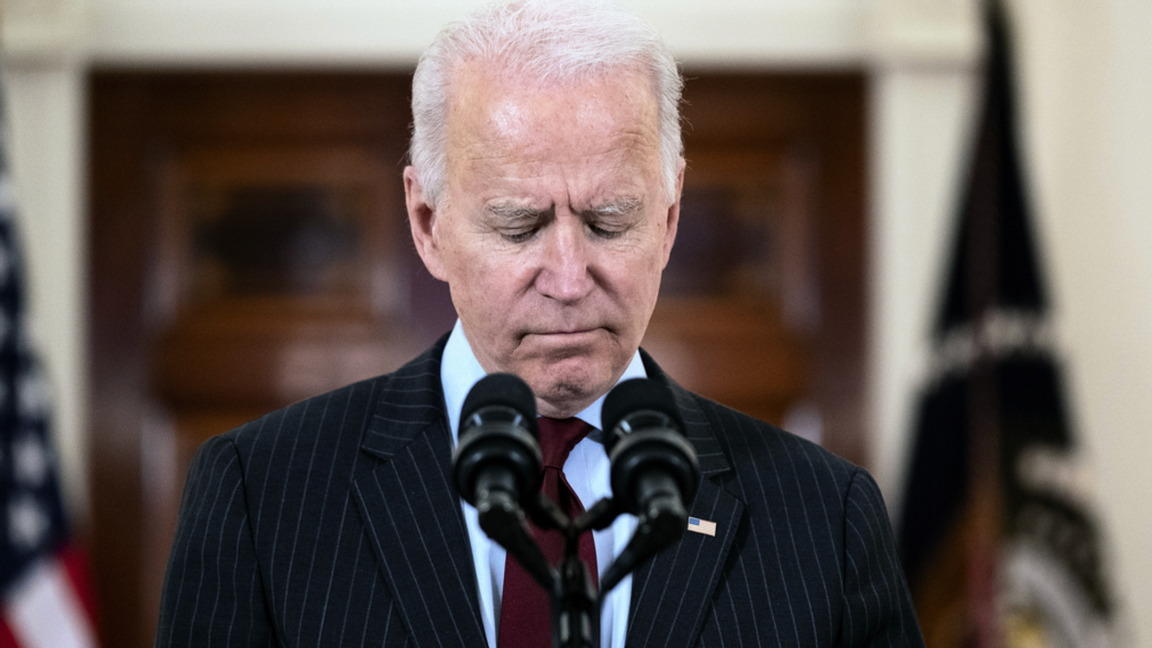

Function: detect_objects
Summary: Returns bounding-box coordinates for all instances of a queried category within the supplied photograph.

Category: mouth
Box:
[526,325,608,338]
[538,328,596,335]
[519,328,607,348]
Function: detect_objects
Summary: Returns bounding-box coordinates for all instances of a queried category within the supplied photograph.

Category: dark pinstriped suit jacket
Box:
[156,335,924,647]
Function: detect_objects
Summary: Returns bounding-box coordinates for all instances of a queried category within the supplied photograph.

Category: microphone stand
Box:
[484,490,686,648]
[476,488,606,648]
[519,493,609,648]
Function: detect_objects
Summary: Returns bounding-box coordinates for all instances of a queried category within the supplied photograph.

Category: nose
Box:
[536,215,594,303]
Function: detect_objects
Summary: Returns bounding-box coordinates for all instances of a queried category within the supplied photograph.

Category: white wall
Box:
[1011,0,1152,644]
[3,0,1150,644]
[1,63,87,521]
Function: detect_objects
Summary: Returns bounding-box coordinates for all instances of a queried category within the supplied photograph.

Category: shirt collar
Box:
[442,319,647,445]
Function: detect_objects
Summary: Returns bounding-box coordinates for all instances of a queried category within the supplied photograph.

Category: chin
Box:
[528,364,611,417]
[533,373,596,401]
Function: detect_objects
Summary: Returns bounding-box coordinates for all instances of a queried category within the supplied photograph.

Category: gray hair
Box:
[409,0,684,207]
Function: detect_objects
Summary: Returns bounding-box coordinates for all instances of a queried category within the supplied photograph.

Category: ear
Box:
[660,158,686,268]
[404,166,449,281]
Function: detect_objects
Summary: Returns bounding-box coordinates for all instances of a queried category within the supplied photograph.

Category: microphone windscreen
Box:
[602,378,683,435]
[461,373,537,423]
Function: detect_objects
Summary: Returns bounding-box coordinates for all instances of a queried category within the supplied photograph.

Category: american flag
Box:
[0,82,98,647]
[687,517,716,537]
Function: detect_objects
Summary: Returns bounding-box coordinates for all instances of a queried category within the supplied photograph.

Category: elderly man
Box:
[156,2,924,647]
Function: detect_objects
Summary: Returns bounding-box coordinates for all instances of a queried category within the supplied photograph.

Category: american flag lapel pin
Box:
[687,516,717,537]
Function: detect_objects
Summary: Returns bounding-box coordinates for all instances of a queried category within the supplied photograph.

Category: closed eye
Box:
[582,196,643,240]
[485,203,553,243]
[588,223,624,239]
[503,229,537,243]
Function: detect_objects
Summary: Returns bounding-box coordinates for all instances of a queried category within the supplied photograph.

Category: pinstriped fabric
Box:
[353,423,486,648]
[632,356,925,647]
[158,336,922,647]
[157,343,452,647]
[658,356,727,478]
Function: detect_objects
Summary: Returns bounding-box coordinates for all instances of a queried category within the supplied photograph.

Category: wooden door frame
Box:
[87,69,867,648]
[86,70,417,648]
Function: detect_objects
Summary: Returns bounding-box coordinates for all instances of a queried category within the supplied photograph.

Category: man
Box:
[156,2,924,647]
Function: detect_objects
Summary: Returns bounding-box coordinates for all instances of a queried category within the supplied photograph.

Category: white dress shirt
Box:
[441,320,640,648]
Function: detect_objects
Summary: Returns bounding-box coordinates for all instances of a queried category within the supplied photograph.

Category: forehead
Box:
[444,63,661,168]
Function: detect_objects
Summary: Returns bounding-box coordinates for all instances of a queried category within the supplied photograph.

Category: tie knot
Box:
[536,417,591,469]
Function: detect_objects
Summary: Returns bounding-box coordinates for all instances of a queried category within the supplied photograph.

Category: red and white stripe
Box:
[0,545,98,648]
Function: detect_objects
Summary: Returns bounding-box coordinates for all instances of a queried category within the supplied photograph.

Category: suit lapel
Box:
[352,339,489,648]
[350,343,743,648]
[625,354,746,648]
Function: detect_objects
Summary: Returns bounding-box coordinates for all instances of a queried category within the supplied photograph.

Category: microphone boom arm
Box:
[477,488,557,592]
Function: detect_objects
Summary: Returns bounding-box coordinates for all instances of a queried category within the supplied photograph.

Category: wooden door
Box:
[87,70,865,648]
[652,74,868,464]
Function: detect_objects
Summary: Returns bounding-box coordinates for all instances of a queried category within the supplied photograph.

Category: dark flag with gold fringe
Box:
[896,2,1120,647]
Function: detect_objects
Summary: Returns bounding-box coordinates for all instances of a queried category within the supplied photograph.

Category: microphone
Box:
[598,378,700,595]
[602,378,700,520]
[453,372,542,515]
[451,373,554,591]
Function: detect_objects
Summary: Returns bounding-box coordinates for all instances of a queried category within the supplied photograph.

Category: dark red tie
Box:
[498,417,598,648]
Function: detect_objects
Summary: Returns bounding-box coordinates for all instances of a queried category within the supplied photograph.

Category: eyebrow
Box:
[484,203,554,221]
[483,196,644,221]
[580,196,644,218]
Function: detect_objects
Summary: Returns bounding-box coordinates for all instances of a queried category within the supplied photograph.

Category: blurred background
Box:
[1,0,1149,646]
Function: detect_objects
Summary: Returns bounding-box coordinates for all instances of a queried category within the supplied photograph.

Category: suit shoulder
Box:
[682,390,862,490]
[645,351,862,488]
[219,339,445,456]
[220,373,386,451]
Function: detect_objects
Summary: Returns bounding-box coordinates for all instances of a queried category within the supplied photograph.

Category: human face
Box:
[405,65,683,418]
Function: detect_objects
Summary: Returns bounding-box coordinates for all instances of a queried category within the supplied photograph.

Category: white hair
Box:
[409,0,684,207]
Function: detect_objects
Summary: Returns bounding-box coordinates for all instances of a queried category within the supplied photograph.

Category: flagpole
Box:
[965,2,1009,645]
